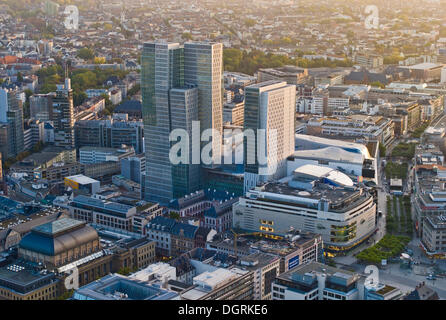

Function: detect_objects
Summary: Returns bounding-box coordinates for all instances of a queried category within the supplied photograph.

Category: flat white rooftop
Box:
[65,174,99,185]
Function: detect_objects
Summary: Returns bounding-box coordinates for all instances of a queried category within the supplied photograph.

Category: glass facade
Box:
[142,42,223,204]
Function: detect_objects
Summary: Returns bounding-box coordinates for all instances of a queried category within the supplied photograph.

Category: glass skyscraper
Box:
[243,81,296,193]
[184,42,223,165]
[141,41,223,205]
[142,42,184,204]
[52,78,75,149]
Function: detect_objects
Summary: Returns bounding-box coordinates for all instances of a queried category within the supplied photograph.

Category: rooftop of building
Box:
[181,267,247,300]
[204,198,239,218]
[291,164,355,187]
[72,195,135,215]
[248,176,367,214]
[65,174,99,185]
[295,134,373,159]
[19,217,98,256]
[399,63,443,70]
[73,273,178,300]
[426,214,446,229]
[79,146,134,153]
[0,260,57,290]
[114,100,142,113]
[239,252,279,270]
[245,80,288,90]
[258,65,307,76]
[277,261,359,286]
[289,146,364,164]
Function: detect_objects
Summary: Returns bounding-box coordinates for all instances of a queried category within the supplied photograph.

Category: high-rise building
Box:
[184,42,223,164]
[0,86,25,158]
[30,93,54,121]
[142,41,223,204]
[141,42,184,204]
[52,78,75,149]
[169,86,200,199]
[243,80,296,192]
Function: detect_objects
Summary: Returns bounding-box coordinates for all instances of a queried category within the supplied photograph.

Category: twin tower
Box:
[141,42,223,204]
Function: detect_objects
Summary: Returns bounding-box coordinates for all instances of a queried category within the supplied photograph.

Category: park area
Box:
[356,234,411,264]
[391,142,416,159]
[385,162,408,180]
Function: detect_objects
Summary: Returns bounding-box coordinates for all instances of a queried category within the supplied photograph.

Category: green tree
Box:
[181,32,193,40]
[169,212,180,220]
[77,48,95,61]
[17,72,23,83]
[379,143,386,157]
[370,81,385,89]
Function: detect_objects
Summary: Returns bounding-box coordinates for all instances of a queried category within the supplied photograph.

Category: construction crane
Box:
[231,227,295,259]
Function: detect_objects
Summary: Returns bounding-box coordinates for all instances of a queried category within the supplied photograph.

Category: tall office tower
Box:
[0,87,24,158]
[142,42,184,204]
[30,93,54,121]
[52,78,75,149]
[243,81,296,193]
[184,42,223,165]
[142,41,224,204]
[169,86,200,199]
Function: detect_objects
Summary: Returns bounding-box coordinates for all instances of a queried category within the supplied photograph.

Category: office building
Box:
[413,164,446,238]
[121,154,146,184]
[239,253,280,300]
[23,119,44,150]
[141,41,223,204]
[0,263,60,300]
[0,86,25,158]
[272,262,360,300]
[244,81,296,192]
[184,42,223,164]
[52,78,75,149]
[169,86,200,198]
[79,146,135,165]
[306,114,395,147]
[180,267,254,300]
[257,66,309,85]
[68,195,162,235]
[223,99,244,126]
[422,214,446,255]
[354,53,383,69]
[206,231,323,272]
[141,42,184,204]
[64,175,100,195]
[30,93,54,121]
[73,273,178,300]
[364,283,403,300]
[398,63,444,82]
[74,119,144,154]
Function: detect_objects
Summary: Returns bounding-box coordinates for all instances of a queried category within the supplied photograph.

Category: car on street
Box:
[426,274,437,280]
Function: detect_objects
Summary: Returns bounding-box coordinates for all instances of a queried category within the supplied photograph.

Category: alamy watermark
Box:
[364,5,379,30]
[169,121,278,176]
[63,5,79,31]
